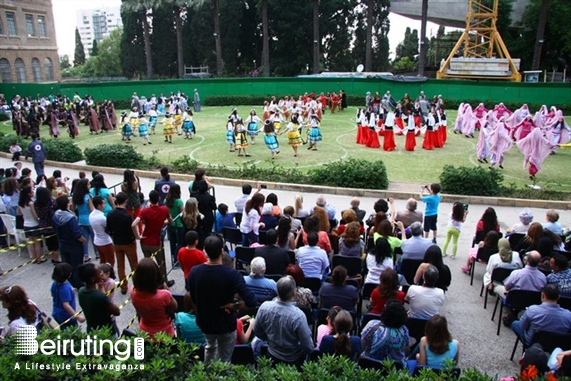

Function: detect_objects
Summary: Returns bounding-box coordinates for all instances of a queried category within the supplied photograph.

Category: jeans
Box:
[510,320,529,347]
[80,225,97,257]
[34,161,45,177]
[241,232,258,247]
[167,226,185,265]
[60,247,84,289]
[204,331,237,363]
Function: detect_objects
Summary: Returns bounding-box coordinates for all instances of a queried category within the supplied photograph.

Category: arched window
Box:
[0,58,12,83]
[44,57,54,81]
[15,58,27,83]
[32,58,41,82]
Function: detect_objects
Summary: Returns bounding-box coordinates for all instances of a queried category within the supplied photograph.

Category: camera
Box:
[260,184,267,189]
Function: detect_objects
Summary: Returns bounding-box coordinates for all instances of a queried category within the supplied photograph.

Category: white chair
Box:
[0,214,26,256]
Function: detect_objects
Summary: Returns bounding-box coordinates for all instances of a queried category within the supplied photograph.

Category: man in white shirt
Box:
[405,265,445,319]
[234,184,253,214]
[89,196,115,266]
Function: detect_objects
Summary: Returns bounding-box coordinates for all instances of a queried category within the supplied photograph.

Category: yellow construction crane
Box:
[437,0,521,82]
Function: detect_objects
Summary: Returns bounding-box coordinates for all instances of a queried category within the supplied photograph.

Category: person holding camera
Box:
[442,202,468,258]
[420,183,441,244]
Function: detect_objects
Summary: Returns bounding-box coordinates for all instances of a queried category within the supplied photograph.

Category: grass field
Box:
[2,107,570,191]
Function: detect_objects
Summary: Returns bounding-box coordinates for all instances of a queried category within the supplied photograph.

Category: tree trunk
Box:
[313,0,320,74]
[531,0,549,70]
[261,0,270,77]
[418,0,428,76]
[175,6,184,78]
[141,8,154,79]
[365,0,373,71]
[212,0,223,77]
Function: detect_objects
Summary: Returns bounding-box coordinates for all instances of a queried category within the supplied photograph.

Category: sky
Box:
[52,0,443,64]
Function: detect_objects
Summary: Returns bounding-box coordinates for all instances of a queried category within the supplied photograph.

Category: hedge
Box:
[84,144,146,170]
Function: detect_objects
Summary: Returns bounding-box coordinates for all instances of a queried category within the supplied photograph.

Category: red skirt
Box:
[405,131,416,151]
[377,120,384,135]
[395,118,404,135]
[434,129,443,148]
[440,125,447,144]
[356,125,366,144]
[366,128,380,148]
[383,130,396,151]
[423,130,435,150]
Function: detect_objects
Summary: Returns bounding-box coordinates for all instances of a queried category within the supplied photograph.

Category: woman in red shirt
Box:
[369,268,405,315]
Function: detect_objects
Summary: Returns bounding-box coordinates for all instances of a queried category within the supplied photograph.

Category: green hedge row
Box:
[0,133,83,163]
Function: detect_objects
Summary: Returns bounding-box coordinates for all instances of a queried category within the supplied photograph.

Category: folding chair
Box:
[470,247,497,286]
[559,296,571,312]
[304,277,322,296]
[231,344,255,365]
[399,259,424,285]
[223,227,243,252]
[358,356,404,373]
[259,230,267,245]
[510,331,571,361]
[481,267,514,309]
[235,246,255,270]
[472,230,487,248]
[491,289,542,336]
[360,283,378,313]
[0,214,26,256]
[362,313,382,327]
[508,233,526,249]
[328,234,340,254]
[331,255,362,277]
[406,318,428,348]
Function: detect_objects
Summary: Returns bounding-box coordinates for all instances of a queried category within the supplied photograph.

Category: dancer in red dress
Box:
[382,109,397,152]
[365,111,380,148]
[405,110,417,151]
[423,109,436,150]
[394,104,405,135]
[356,109,367,145]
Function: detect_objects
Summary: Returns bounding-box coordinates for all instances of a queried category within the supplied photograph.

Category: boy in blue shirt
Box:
[420,183,441,244]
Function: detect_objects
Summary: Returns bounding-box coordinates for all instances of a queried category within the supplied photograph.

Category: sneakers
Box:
[442,253,448,257]
[461,266,470,274]
[166,280,175,288]
[450,255,456,260]
[432,238,437,244]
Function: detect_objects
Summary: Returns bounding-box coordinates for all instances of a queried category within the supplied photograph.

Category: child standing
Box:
[263,120,280,158]
[285,114,303,157]
[420,183,441,243]
[226,117,236,152]
[148,105,158,134]
[9,141,21,161]
[97,263,117,303]
[307,113,322,151]
[245,109,262,145]
[51,263,86,329]
[120,111,133,143]
[442,202,468,258]
[138,116,152,145]
[234,119,251,157]
[162,112,175,143]
[182,108,196,139]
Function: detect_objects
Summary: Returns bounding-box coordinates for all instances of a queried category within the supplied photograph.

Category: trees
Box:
[321,0,357,72]
[73,28,86,66]
[261,0,269,76]
[151,4,177,77]
[395,27,419,62]
[363,0,390,72]
[121,0,155,79]
[59,55,71,70]
[90,39,99,56]
[120,6,146,78]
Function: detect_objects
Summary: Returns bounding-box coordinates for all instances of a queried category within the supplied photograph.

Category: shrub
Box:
[84,144,145,169]
[308,158,389,190]
[0,133,28,154]
[0,112,9,122]
[440,165,504,196]
[43,138,83,163]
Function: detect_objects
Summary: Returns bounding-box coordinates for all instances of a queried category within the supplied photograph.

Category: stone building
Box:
[0,0,61,83]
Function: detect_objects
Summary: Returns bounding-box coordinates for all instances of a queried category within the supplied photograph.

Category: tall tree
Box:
[59,55,71,70]
[313,0,320,74]
[365,0,374,71]
[73,28,86,66]
[120,5,146,78]
[191,0,223,76]
[91,28,123,77]
[531,0,549,70]
[122,0,155,79]
[418,0,428,75]
[395,27,419,62]
[321,0,357,72]
[90,39,99,56]
[151,3,177,77]
[172,1,187,78]
[219,0,244,76]
[261,0,269,76]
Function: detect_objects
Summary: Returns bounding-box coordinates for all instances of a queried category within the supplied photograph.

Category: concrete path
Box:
[1,156,567,377]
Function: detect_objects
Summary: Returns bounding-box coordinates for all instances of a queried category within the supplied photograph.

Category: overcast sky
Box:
[52,0,442,64]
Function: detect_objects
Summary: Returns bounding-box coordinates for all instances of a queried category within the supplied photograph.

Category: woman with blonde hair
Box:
[182,198,202,234]
[313,206,331,233]
[294,194,311,218]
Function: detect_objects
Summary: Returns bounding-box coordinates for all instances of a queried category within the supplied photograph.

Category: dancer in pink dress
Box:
[517,128,557,180]
[488,117,513,169]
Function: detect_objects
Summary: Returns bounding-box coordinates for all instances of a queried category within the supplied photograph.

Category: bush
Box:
[308,158,389,190]
[0,112,9,122]
[43,139,83,163]
[440,165,504,196]
[84,144,145,169]
[0,133,28,154]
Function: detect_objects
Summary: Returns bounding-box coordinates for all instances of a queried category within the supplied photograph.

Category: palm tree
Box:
[172,0,188,78]
[532,0,550,70]
[122,0,156,79]
[261,0,269,77]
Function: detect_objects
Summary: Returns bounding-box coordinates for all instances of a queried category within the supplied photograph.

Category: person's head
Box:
[483,230,500,249]
[550,254,569,273]
[262,202,273,216]
[133,258,162,294]
[519,208,534,226]
[294,194,304,213]
[526,222,544,245]
[333,310,354,357]
[341,221,361,246]
[423,245,444,269]
[72,178,90,206]
[184,230,199,248]
[409,221,423,237]
[381,299,408,328]
[160,166,170,180]
[79,171,86,179]
[194,168,205,183]
[277,276,297,301]
[123,169,136,184]
[315,195,327,207]
[498,238,513,263]
[480,207,498,233]
[429,183,441,195]
[183,292,194,313]
[331,265,347,286]
[326,306,343,328]
[423,265,440,287]
[114,192,127,207]
[452,202,466,222]
[18,185,33,208]
[165,183,181,207]
[283,205,294,217]
[204,235,224,261]
[246,193,265,214]
[55,195,70,211]
[350,198,360,208]
[242,184,252,195]
[304,214,320,233]
[546,209,560,223]
[78,262,101,287]
[286,264,306,287]
[250,257,266,276]
[306,230,319,247]
[92,195,105,211]
[525,250,541,267]
[148,190,160,205]
[378,268,400,301]
[379,219,394,238]
[0,285,37,324]
[217,203,228,216]
[374,237,393,266]
[425,314,452,354]
[91,174,107,192]
[373,199,389,213]
[196,180,208,194]
[52,170,62,179]
[313,206,330,232]
[406,198,418,212]
[34,186,52,208]
[51,262,72,284]
[266,193,278,207]
[342,209,357,224]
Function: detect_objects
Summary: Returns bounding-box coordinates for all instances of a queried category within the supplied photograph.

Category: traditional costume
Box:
[423,112,436,150]
[365,112,380,149]
[488,120,512,168]
[517,128,557,179]
[405,111,417,151]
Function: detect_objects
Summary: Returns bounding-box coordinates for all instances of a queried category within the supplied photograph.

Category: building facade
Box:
[0,0,60,83]
[76,7,121,57]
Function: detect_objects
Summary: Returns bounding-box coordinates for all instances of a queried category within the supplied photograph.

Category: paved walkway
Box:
[1,156,566,376]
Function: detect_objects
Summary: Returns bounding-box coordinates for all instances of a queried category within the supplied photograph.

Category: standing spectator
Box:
[165,184,185,267]
[89,174,114,217]
[89,196,115,266]
[188,168,213,196]
[131,258,178,339]
[72,179,96,263]
[106,192,139,295]
[420,183,441,243]
[244,257,278,306]
[51,263,85,329]
[442,202,468,258]
[132,190,173,287]
[193,89,200,112]
[297,231,329,279]
[188,235,256,363]
[0,285,40,336]
[254,276,314,367]
[24,133,46,183]
[120,170,142,223]
[547,254,571,298]
[543,209,563,236]
[254,229,291,275]
[191,180,216,248]
[235,184,253,214]
[395,198,424,228]
[17,185,43,263]
[53,196,86,289]
[34,187,61,263]
[2,177,20,216]
[154,167,176,206]
[240,193,265,247]
[178,231,207,287]
[405,265,445,319]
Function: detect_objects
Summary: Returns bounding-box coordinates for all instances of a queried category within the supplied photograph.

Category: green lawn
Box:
[2,106,570,191]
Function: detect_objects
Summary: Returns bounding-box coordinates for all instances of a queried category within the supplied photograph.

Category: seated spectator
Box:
[283,205,302,232]
[399,222,432,265]
[343,197,367,222]
[253,276,314,367]
[463,230,501,274]
[319,310,361,361]
[214,203,236,234]
[315,194,337,221]
[254,229,291,275]
[366,198,393,228]
[543,230,565,251]
[537,236,555,258]
[0,285,40,337]
[506,208,534,234]
[511,284,571,348]
[293,194,311,218]
[276,216,298,251]
[236,314,256,344]
[415,314,459,370]
[414,246,452,292]
[313,206,331,233]
[315,306,342,349]
[483,238,522,291]
[373,220,406,252]
[361,299,410,365]
[178,231,208,286]
[286,264,314,307]
[543,209,563,236]
[335,209,365,236]
[406,265,445,319]
[244,257,278,306]
[370,268,406,315]
[515,222,544,253]
[339,221,364,257]
[297,231,329,279]
[302,215,332,254]
[365,237,394,285]
[266,193,282,217]
[174,292,206,345]
[319,265,359,312]
[131,258,178,339]
[260,202,278,231]
[547,254,571,298]
[474,207,501,244]
[395,198,424,228]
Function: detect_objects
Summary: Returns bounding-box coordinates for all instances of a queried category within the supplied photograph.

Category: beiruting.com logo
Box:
[13,326,145,372]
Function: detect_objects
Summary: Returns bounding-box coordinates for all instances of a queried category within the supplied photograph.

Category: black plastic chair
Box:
[362,283,378,301]
[265,274,283,282]
[413,366,461,379]
[329,234,340,254]
[223,227,243,251]
[309,349,323,361]
[332,255,362,277]
[358,356,404,373]
[399,259,424,285]
[362,313,382,327]
[286,250,295,264]
[231,344,255,365]
[406,318,428,348]
[235,246,255,270]
[472,230,487,248]
[172,293,186,313]
[492,289,542,336]
[510,330,571,361]
[481,267,514,309]
[508,233,526,249]
[559,296,571,312]
[470,247,497,286]
[305,277,323,295]
[259,230,267,245]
